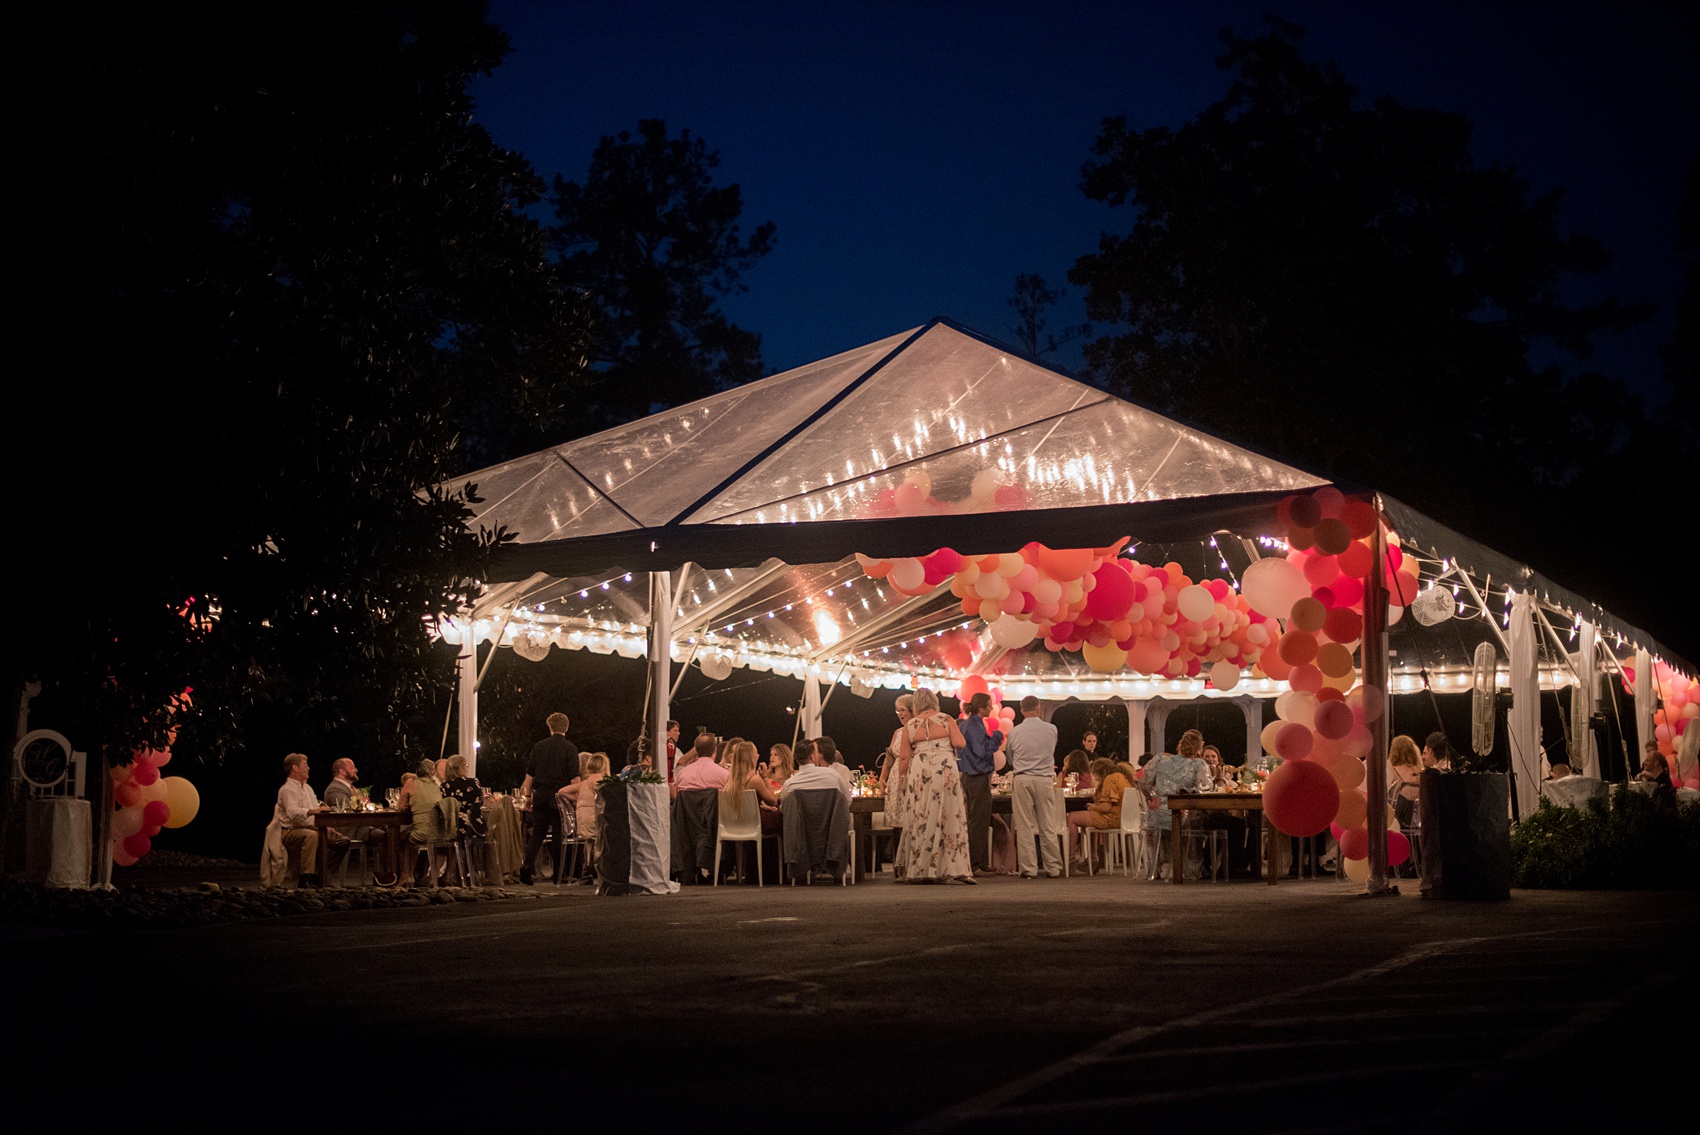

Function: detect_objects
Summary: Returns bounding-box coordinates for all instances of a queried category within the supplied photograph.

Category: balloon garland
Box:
[109,692,201,865]
[1626,661,1698,785]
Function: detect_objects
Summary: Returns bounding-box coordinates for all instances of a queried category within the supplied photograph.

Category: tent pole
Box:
[1362,499,1393,895]
[457,640,478,778]
[1507,591,1540,820]
[649,571,673,787]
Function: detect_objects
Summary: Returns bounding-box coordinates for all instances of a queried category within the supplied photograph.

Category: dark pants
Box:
[524,790,565,879]
[962,772,991,871]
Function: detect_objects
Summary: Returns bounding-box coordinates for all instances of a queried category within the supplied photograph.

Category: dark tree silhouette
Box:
[552,119,776,424]
[1070,19,1657,602]
[1006,273,1090,358]
[1662,153,1700,443]
[15,2,592,768]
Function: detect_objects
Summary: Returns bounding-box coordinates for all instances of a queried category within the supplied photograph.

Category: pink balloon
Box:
[142,800,171,827]
[114,781,142,808]
[1337,826,1370,860]
[1314,699,1354,740]
[145,747,173,767]
[1264,759,1339,837]
[131,760,160,787]
[1275,723,1314,760]
[1289,664,1324,695]
[122,834,152,859]
[1387,831,1411,867]
[111,845,139,867]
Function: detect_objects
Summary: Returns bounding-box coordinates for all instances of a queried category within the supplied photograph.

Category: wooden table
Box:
[312,809,407,883]
[1164,792,1277,886]
[847,791,1092,882]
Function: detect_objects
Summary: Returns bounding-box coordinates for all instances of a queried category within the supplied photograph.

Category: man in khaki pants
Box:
[1007,697,1064,878]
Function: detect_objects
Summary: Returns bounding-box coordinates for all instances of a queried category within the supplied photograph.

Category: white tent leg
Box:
[1508,590,1540,820]
[650,571,673,788]
[1239,697,1263,765]
[457,641,478,777]
[800,674,822,740]
[1633,647,1653,773]
[1125,700,1148,761]
[1574,622,1599,778]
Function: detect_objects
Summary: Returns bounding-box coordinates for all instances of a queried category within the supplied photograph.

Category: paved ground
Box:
[11,871,1693,1131]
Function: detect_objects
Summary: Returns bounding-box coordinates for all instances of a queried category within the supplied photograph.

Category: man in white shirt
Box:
[781,739,851,801]
[1007,697,1064,878]
[275,753,323,887]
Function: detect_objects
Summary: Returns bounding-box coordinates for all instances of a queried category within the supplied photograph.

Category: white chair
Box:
[714,790,766,887]
[1112,796,1150,878]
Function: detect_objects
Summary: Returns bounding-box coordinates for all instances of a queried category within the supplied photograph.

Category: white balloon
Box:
[890,558,925,591]
[1243,558,1311,619]
[111,805,144,839]
[1177,585,1215,622]
[990,616,1039,650]
[1275,689,1318,727]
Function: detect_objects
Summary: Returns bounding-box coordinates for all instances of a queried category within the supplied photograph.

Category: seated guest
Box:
[814,736,853,793]
[1421,732,1455,771]
[781,740,852,801]
[720,739,781,834]
[399,759,448,884]
[1057,749,1094,791]
[323,758,360,809]
[1388,735,1422,829]
[1637,742,1676,808]
[764,743,796,787]
[262,753,321,887]
[558,752,610,840]
[674,733,729,794]
[1066,758,1130,870]
[1201,744,1229,789]
[442,754,485,837]
[1143,731,1212,838]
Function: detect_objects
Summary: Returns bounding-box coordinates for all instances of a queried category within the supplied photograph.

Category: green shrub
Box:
[1511,786,1700,889]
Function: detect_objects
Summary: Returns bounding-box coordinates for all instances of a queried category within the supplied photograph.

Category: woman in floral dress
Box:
[894,688,975,883]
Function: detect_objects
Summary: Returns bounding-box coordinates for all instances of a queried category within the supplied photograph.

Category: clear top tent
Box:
[437,320,1692,795]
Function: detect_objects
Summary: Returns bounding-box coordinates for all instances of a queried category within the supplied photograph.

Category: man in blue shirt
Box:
[957,692,1004,875]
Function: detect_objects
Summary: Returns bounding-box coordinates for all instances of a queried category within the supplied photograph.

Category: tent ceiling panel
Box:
[464,450,637,541]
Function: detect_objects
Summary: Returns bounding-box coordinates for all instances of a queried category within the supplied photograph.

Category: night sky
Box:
[472,0,1699,403]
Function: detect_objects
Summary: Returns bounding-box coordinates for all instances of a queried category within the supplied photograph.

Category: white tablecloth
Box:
[1541,776,1606,809]
[25,798,91,888]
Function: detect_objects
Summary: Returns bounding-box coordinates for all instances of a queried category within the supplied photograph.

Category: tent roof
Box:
[443,320,1692,693]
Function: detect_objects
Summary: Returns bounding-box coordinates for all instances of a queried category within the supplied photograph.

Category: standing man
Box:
[957,692,1004,877]
[275,753,321,887]
[1008,697,1063,878]
[519,712,579,885]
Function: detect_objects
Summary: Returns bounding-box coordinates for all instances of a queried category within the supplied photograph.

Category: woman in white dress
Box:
[881,695,915,827]
[894,688,975,883]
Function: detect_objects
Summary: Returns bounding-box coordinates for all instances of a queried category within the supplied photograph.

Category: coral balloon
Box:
[957,676,989,704]
[1341,500,1379,539]
[1243,558,1312,619]
[1334,788,1367,829]
[1034,545,1096,581]
[1302,554,1340,589]
[1337,826,1369,860]
[114,780,142,809]
[1264,758,1339,837]
[1336,540,1373,579]
[1258,649,1294,682]
[160,777,201,829]
[1274,723,1315,760]
[1289,664,1323,695]
[1315,752,1364,789]
[1278,629,1319,666]
[1127,636,1170,674]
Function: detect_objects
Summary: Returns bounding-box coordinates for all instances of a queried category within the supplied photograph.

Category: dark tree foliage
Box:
[1071,21,1658,591]
[14,2,592,767]
[1662,153,1700,443]
[552,119,776,424]
[1006,273,1090,358]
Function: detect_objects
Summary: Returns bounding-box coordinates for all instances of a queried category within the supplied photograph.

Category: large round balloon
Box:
[1176,584,1215,622]
[1083,639,1126,674]
[160,777,201,829]
[1337,826,1370,860]
[1208,660,1241,691]
[1274,722,1314,760]
[1084,562,1136,621]
[1242,558,1311,619]
[1314,699,1354,740]
[1264,758,1340,836]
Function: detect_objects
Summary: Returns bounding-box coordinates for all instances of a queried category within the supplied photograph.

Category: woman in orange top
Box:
[1066,758,1130,870]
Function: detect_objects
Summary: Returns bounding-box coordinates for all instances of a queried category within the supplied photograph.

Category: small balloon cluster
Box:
[110,748,200,865]
[865,469,1030,519]
[1256,489,1411,872]
[952,675,1014,731]
[856,538,1270,690]
[1628,661,1698,785]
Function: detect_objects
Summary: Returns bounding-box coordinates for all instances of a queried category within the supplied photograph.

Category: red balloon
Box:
[1338,826,1370,860]
[122,834,152,859]
[131,760,160,787]
[1341,500,1379,539]
[1264,759,1339,837]
[142,800,171,827]
[1336,541,1373,579]
[1330,574,1365,608]
[1387,831,1411,867]
[1259,649,1294,682]
[1323,606,1363,644]
[1085,562,1136,621]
